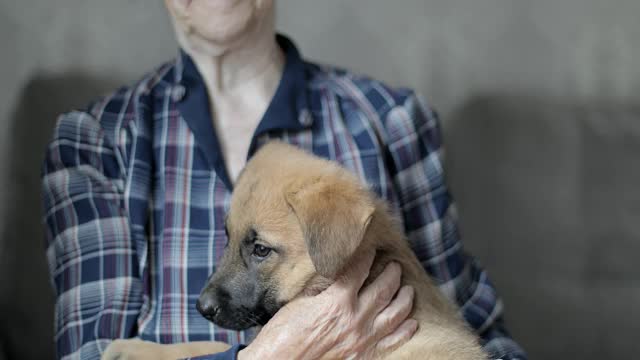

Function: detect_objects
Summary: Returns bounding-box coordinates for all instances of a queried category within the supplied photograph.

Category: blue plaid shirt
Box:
[42,35,526,360]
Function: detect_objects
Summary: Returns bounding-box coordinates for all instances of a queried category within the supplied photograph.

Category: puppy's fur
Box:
[198,142,486,359]
[103,142,487,359]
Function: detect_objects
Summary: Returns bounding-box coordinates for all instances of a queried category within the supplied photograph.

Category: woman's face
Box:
[165,0,274,49]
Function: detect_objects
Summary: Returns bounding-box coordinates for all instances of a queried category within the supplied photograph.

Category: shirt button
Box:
[172,85,186,102]
[299,109,313,127]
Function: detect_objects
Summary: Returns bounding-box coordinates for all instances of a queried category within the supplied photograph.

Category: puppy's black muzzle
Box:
[197,285,232,321]
[196,296,221,321]
[197,282,277,330]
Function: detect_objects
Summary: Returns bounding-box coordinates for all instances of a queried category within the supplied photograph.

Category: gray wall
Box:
[2,1,639,359]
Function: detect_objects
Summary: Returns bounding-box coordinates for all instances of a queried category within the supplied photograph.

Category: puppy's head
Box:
[197,142,375,330]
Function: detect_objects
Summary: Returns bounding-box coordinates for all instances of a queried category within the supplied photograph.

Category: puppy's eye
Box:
[252,244,272,258]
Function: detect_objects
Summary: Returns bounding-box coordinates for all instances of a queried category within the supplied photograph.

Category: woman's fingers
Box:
[374,286,418,356]
[372,285,415,333]
[328,249,376,296]
[358,261,403,314]
[375,318,419,354]
[252,255,418,360]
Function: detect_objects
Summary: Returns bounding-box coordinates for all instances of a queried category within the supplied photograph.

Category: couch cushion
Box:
[444,95,640,359]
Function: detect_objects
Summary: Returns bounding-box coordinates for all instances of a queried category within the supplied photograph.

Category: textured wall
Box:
[1,1,639,359]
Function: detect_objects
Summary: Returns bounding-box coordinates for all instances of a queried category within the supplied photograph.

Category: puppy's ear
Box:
[285,174,375,278]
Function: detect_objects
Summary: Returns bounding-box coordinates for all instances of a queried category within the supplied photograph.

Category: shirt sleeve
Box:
[383,93,527,360]
[42,111,144,359]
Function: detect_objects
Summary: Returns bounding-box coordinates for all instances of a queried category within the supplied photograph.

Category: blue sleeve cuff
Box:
[182,344,246,360]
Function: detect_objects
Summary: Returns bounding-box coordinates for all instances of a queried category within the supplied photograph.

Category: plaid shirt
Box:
[42,35,526,360]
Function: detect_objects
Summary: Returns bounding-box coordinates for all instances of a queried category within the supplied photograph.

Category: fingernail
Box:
[402,285,414,297]
[407,319,418,333]
[388,261,400,272]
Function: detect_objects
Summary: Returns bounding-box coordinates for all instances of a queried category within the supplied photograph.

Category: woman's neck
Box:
[179,10,284,100]
[177,14,285,182]
[190,35,284,99]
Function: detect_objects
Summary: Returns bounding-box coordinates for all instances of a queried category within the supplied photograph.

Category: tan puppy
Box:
[103,141,487,359]
[196,142,487,359]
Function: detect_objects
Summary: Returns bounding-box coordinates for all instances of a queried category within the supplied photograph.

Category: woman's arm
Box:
[43,111,144,359]
[383,93,527,360]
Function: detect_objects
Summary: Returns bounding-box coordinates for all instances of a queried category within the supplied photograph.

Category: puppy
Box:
[197,141,487,359]
[102,339,230,360]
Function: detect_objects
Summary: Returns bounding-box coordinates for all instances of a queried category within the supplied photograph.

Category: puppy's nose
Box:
[196,295,221,320]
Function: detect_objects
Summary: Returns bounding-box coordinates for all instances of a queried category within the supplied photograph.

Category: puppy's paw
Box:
[101,339,162,360]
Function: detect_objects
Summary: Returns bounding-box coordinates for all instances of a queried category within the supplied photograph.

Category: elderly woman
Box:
[42,1,526,359]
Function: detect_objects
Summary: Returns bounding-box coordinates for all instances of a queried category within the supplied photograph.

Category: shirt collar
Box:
[175,34,311,131]
[254,34,312,134]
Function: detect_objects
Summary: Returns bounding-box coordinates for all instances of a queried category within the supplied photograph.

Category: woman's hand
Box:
[238,250,417,359]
